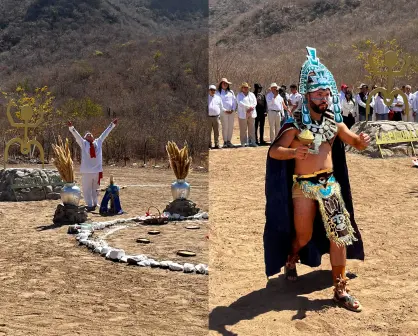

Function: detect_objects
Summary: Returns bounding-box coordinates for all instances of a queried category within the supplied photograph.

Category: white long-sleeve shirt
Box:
[69,122,115,174]
[391,95,404,112]
[413,94,418,113]
[374,95,390,115]
[266,92,285,114]
[208,94,224,116]
[341,97,357,117]
[237,91,257,119]
[288,92,302,112]
[217,89,236,111]
[355,93,375,109]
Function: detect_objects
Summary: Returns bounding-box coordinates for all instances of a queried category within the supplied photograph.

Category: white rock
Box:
[193,214,202,219]
[138,260,151,267]
[169,263,184,272]
[76,233,89,241]
[108,249,125,261]
[160,261,173,269]
[183,263,195,273]
[100,247,111,256]
[201,212,209,219]
[149,259,160,268]
[119,256,128,263]
[79,239,89,246]
[195,264,206,274]
[94,247,103,254]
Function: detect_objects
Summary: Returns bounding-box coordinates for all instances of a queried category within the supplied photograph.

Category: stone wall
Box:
[0,168,63,202]
[347,121,418,158]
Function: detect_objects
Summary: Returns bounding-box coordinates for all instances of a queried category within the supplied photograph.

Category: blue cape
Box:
[263,122,365,277]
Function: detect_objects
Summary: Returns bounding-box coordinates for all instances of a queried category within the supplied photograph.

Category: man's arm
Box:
[337,122,370,151]
[98,119,117,143]
[68,121,85,148]
[268,128,308,160]
[356,94,366,108]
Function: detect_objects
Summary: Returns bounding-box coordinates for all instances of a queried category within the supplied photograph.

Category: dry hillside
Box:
[209,0,418,89]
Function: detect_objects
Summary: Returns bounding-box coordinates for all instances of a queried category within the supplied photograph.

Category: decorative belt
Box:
[293,168,333,184]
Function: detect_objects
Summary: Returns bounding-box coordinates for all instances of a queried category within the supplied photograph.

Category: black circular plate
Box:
[136,238,151,244]
[148,230,161,235]
[177,250,196,257]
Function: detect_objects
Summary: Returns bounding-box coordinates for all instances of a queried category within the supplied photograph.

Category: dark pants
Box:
[255,115,266,143]
[343,114,355,129]
[359,114,372,121]
[393,111,403,121]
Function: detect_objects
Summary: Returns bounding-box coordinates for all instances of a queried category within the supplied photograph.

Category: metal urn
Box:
[171,179,190,200]
[60,182,82,206]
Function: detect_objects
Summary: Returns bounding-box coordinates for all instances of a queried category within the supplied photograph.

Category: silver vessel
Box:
[60,183,82,206]
[171,179,190,200]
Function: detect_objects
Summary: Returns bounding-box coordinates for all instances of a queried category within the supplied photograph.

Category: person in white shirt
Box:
[288,84,302,116]
[266,83,287,142]
[413,90,418,122]
[341,89,357,128]
[339,84,348,102]
[373,90,390,121]
[236,82,257,147]
[403,85,415,122]
[208,84,225,149]
[355,84,374,121]
[390,88,404,121]
[68,119,117,211]
[216,78,236,148]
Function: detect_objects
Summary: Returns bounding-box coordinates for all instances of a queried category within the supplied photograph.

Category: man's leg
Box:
[92,174,100,207]
[259,116,266,143]
[330,241,361,311]
[248,117,256,145]
[81,173,94,208]
[208,117,213,148]
[359,114,365,122]
[214,116,221,147]
[255,116,260,143]
[238,118,247,146]
[286,195,316,280]
[267,112,275,143]
[274,113,282,138]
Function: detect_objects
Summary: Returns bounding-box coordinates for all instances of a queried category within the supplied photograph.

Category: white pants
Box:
[220,111,235,143]
[403,110,414,122]
[81,173,100,207]
[268,111,282,142]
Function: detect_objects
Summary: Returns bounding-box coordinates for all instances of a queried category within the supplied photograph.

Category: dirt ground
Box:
[209,118,418,336]
[0,165,208,336]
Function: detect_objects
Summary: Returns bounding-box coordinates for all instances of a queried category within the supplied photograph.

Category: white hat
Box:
[209,84,216,90]
[270,82,279,88]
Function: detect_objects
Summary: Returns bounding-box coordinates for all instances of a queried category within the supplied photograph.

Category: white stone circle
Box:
[70,213,209,276]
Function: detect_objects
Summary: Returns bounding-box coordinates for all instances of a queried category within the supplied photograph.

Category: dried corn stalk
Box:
[166,141,192,180]
[52,136,75,183]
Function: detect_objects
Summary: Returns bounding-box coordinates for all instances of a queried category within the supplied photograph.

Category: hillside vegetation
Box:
[0,0,209,165]
[209,0,418,91]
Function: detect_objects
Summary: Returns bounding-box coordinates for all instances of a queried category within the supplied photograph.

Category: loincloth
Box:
[292,169,357,246]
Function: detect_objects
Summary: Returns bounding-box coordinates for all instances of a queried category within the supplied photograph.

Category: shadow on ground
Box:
[209,270,334,336]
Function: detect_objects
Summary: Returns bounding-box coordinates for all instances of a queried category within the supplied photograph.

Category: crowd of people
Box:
[208,79,418,149]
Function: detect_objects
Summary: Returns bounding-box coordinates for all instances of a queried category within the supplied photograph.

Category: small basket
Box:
[144,206,168,225]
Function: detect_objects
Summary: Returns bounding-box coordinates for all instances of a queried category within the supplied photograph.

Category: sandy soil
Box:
[105,220,208,265]
[0,165,208,336]
[209,121,418,336]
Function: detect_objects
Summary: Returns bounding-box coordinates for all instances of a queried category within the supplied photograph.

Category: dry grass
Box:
[166,141,192,180]
[51,136,74,183]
